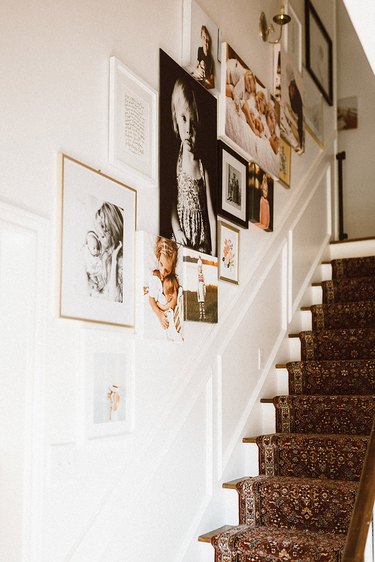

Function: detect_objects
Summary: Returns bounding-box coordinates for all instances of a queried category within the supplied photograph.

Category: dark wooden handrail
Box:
[336,151,348,241]
[342,417,375,562]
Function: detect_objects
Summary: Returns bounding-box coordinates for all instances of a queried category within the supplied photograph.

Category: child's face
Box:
[267,110,276,134]
[158,254,174,281]
[162,279,175,299]
[256,95,266,115]
[87,234,100,256]
[245,72,256,94]
[175,101,197,152]
[201,29,210,55]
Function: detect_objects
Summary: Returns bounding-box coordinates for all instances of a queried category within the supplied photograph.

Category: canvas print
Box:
[183,248,218,323]
[159,49,217,257]
[182,0,221,93]
[248,162,274,232]
[279,47,305,154]
[218,221,240,284]
[337,96,358,131]
[60,154,136,327]
[140,232,184,342]
[220,43,280,179]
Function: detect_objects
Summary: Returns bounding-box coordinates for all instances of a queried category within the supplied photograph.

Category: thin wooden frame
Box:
[218,220,240,284]
[305,0,333,106]
[218,140,248,228]
[60,154,137,327]
[109,56,157,183]
[279,137,292,188]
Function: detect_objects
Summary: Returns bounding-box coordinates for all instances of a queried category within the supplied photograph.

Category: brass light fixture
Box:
[259,1,291,44]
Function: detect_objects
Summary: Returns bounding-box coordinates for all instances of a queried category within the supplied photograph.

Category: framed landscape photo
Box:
[60,154,137,327]
[305,0,333,106]
[279,137,292,188]
[218,220,240,284]
[182,0,221,94]
[109,56,157,183]
[218,141,248,228]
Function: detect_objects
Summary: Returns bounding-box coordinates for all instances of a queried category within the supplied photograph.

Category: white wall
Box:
[337,0,375,239]
[0,1,338,561]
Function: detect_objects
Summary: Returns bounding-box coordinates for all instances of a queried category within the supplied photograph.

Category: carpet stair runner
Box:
[200,253,375,561]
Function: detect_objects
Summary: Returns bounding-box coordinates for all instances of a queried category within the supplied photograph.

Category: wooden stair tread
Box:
[223,477,247,489]
[198,525,235,542]
[242,436,257,443]
[276,363,287,369]
[288,333,300,338]
[260,398,273,403]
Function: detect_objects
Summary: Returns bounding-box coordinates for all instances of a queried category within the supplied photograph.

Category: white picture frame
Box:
[109,56,158,184]
[59,154,137,327]
[83,330,135,438]
[182,0,221,94]
[218,220,240,285]
[303,67,324,147]
[282,1,302,73]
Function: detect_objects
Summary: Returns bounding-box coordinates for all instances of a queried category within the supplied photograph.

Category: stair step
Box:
[211,524,346,561]
[256,432,368,481]
[310,301,375,330]
[322,277,375,304]
[299,328,375,361]
[273,394,375,435]
[198,525,235,543]
[233,475,357,532]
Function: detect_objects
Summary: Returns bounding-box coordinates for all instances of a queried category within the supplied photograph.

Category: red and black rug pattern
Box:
[211,254,375,562]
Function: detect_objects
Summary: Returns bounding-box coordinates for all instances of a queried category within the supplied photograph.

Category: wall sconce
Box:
[259,1,291,44]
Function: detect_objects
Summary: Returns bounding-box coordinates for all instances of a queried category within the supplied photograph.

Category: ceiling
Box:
[342,0,375,75]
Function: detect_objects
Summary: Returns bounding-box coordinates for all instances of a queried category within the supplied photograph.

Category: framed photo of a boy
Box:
[218,141,248,228]
[59,154,137,327]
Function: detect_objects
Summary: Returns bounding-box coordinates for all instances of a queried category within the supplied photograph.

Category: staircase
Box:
[199,242,375,561]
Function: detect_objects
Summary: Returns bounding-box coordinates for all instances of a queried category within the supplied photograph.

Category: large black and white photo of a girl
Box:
[60,155,136,327]
[159,49,217,257]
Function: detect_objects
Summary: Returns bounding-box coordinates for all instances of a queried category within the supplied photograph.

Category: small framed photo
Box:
[279,137,292,188]
[248,162,274,232]
[303,67,324,146]
[182,0,221,94]
[283,1,302,73]
[84,331,135,438]
[337,96,358,131]
[59,154,137,327]
[109,56,158,183]
[305,0,333,106]
[182,248,218,323]
[218,141,248,228]
[218,220,240,284]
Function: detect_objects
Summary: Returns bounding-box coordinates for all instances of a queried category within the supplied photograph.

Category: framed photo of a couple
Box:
[159,49,217,258]
[59,154,137,327]
[219,42,280,180]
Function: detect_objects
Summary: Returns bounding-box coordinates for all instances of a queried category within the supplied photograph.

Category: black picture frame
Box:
[159,49,217,256]
[305,0,333,106]
[217,140,248,229]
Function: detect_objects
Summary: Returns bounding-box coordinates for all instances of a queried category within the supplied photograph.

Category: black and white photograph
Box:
[218,140,248,228]
[159,49,217,256]
[60,154,137,327]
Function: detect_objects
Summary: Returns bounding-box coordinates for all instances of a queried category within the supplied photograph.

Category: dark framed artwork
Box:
[218,140,248,228]
[305,0,333,106]
[248,162,274,232]
[159,49,217,256]
[279,137,292,188]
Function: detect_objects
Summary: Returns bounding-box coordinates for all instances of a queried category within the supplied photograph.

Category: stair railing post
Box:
[336,151,348,241]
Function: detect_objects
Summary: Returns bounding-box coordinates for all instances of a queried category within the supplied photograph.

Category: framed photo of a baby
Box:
[59,154,137,327]
[219,42,280,179]
[182,0,221,94]
[159,49,217,257]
